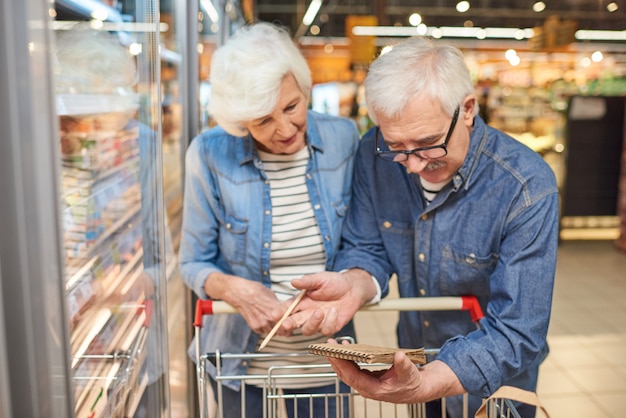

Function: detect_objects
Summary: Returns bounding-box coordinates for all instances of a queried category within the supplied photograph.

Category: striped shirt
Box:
[247,147,333,388]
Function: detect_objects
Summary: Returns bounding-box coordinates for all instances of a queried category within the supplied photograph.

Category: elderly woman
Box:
[179,22,360,418]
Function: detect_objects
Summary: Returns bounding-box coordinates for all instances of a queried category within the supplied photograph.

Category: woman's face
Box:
[244,73,308,155]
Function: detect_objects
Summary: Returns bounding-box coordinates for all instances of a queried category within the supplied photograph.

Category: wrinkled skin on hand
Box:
[279,270,376,336]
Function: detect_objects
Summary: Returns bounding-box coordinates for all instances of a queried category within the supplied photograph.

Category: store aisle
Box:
[353,240,626,418]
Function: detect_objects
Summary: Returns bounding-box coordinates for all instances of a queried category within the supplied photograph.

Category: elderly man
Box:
[283,36,559,418]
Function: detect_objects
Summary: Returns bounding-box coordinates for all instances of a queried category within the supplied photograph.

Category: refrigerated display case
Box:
[0,0,200,416]
[0,0,246,415]
[55,16,172,418]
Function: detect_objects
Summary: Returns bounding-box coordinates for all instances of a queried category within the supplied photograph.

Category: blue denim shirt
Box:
[335,116,559,398]
[179,110,359,388]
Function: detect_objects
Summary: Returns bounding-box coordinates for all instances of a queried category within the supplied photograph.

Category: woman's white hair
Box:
[364,36,478,124]
[208,22,312,136]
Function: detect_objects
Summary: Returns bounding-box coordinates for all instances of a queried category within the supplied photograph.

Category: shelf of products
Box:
[59,100,153,417]
[54,27,167,417]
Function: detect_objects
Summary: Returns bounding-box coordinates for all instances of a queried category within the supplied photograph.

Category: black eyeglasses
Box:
[375,105,460,162]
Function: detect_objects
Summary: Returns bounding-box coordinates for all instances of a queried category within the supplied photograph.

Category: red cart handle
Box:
[461,295,484,322]
[194,295,484,327]
[194,300,213,327]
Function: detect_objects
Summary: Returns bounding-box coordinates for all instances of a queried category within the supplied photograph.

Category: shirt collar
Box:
[452,115,488,191]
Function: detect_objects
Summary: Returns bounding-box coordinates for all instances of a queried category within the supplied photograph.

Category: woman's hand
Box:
[204,272,282,335]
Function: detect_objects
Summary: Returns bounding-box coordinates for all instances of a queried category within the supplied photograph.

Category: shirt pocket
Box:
[377,217,414,284]
[440,245,498,296]
[217,213,248,266]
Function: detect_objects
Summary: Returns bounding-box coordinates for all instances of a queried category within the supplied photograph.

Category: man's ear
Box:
[462,95,477,125]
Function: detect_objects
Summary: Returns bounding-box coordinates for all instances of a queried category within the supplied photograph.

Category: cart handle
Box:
[193,296,483,328]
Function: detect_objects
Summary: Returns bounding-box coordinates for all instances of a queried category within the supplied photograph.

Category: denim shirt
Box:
[335,116,559,398]
[179,110,359,388]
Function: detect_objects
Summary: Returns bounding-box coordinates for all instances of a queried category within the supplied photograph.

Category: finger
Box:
[327,357,362,386]
[301,308,325,336]
[393,351,416,380]
[291,274,320,291]
[320,306,339,336]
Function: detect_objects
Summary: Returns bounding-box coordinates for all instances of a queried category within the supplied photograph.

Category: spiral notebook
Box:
[308,343,426,365]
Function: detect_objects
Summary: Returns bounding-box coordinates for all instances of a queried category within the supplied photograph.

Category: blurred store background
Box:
[0,0,625,417]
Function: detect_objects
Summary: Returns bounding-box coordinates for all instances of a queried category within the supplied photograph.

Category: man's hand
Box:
[327,343,465,404]
[279,269,377,336]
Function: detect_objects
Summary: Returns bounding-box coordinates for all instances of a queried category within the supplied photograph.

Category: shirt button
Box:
[314,204,320,210]
[265,180,270,184]
[263,242,269,248]
[263,271,268,276]
[226,223,231,229]
[423,320,430,327]
[324,235,330,241]
[418,253,425,262]
[306,174,312,179]
[265,210,271,215]
[421,214,428,221]
[383,221,392,229]
[465,253,476,264]
[419,288,426,296]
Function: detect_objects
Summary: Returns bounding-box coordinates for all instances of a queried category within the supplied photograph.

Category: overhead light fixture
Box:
[200,0,219,23]
[456,1,471,13]
[532,1,546,12]
[576,30,626,41]
[90,8,109,21]
[591,51,604,62]
[352,25,626,42]
[409,13,422,26]
[353,25,534,40]
[302,0,323,26]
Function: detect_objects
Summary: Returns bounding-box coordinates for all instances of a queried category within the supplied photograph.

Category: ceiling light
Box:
[505,49,517,60]
[456,1,471,13]
[200,0,219,23]
[591,51,603,62]
[576,30,626,41]
[351,25,626,42]
[90,8,108,21]
[302,0,322,26]
[532,1,546,12]
[409,13,422,26]
[352,25,534,39]
[606,2,619,12]
[380,45,394,55]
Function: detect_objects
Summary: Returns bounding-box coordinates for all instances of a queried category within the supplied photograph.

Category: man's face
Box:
[375,95,475,184]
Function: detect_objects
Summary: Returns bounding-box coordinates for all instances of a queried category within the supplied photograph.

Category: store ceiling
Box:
[254,0,626,38]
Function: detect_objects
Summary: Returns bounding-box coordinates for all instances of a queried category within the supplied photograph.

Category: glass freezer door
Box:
[53,1,171,416]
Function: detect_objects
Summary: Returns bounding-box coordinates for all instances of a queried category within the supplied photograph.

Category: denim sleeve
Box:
[437,190,559,397]
[178,138,221,299]
[333,136,393,297]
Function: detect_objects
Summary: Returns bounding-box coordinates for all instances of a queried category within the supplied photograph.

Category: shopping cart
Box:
[193,296,534,418]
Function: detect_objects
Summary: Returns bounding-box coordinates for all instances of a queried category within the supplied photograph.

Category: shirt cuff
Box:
[339,269,381,305]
